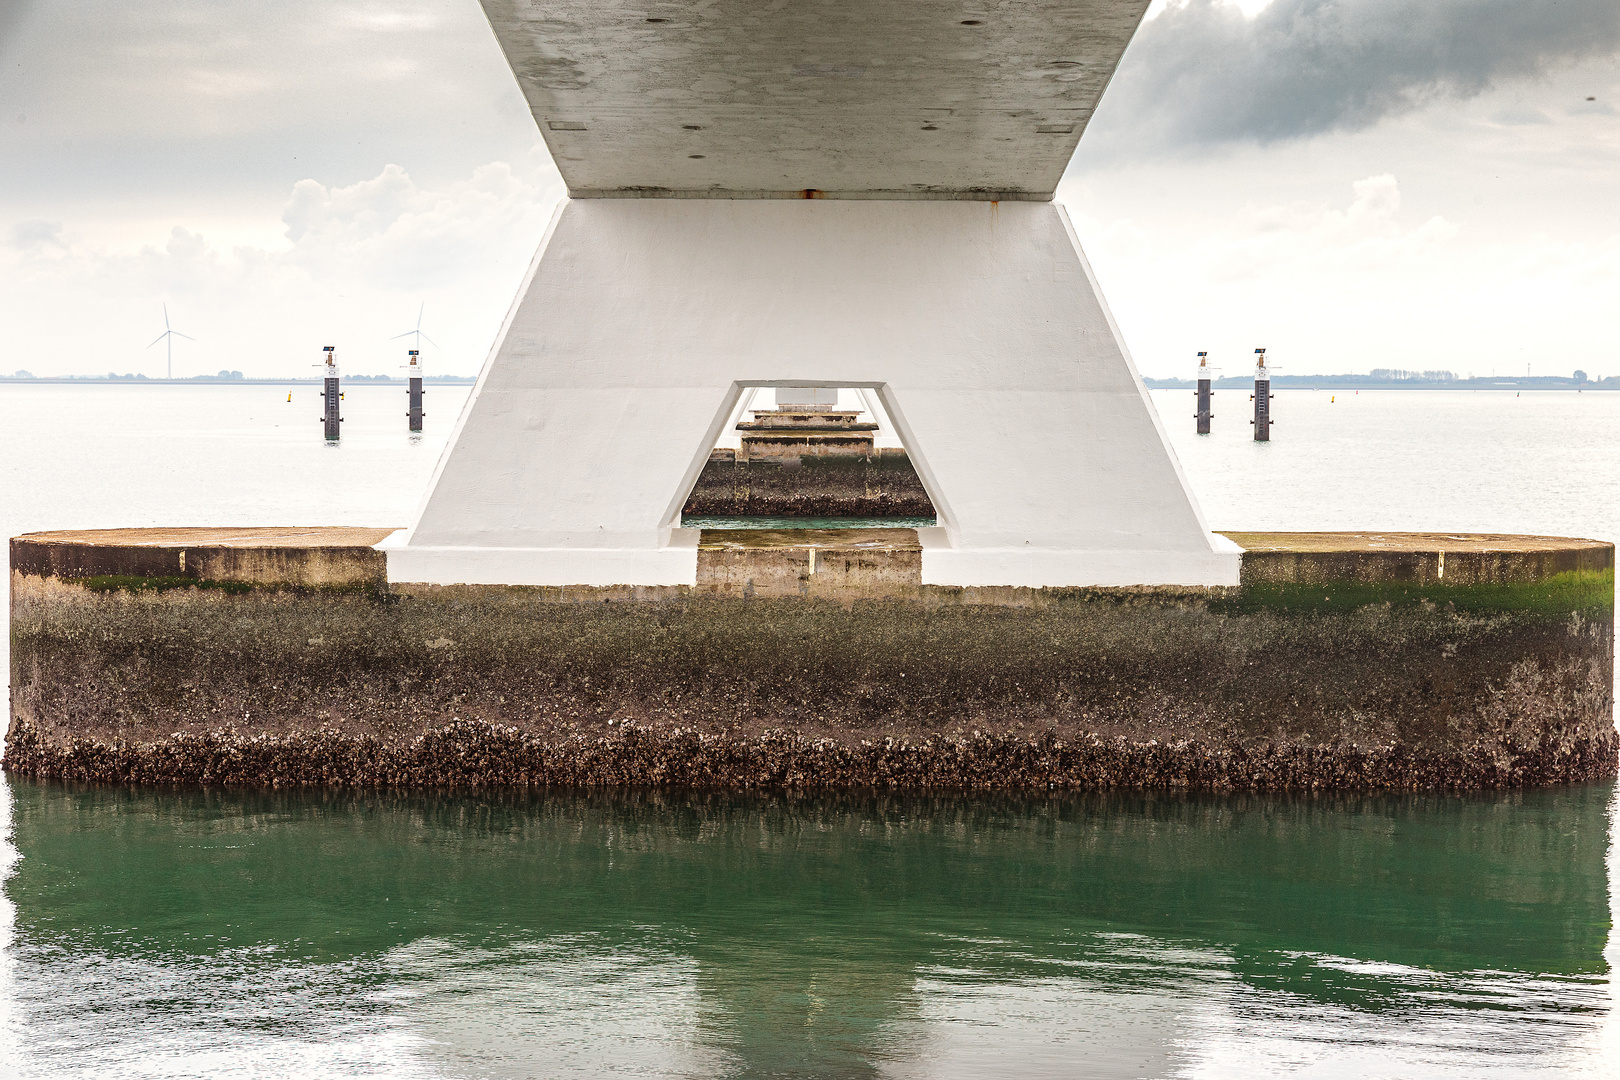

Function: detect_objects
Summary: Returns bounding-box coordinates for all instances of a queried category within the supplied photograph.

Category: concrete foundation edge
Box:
[384,543,1244,589]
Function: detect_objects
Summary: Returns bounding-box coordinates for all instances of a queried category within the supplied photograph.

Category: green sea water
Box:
[2,778,1614,1078]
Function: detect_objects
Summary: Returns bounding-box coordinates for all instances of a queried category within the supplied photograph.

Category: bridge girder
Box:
[481,0,1151,200]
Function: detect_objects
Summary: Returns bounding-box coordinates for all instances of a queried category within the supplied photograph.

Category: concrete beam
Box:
[481,0,1151,199]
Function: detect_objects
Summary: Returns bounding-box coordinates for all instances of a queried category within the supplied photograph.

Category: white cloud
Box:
[4,0,1617,386]
[1067,164,1617,377]
[0,0,533,200]
[334,7,441,33]
[278,159,561,289]
[0,155,564,378]
[1146,0,1276,19]
[8,218,63,251]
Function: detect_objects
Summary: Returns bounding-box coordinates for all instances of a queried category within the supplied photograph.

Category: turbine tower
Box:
[145,304,194,380]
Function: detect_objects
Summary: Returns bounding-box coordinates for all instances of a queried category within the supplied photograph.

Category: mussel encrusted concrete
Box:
[7,528,1614,790]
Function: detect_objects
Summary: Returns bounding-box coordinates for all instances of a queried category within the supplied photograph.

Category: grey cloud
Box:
[0,1,539,203]
[1089,0,1620,149]
[1567,96,1617,115]
[1490,105,1554,126]
[9,218,62,250]
[0,1,36,57]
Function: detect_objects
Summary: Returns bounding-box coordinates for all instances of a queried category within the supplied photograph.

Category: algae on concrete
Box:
[7,528,1616,791]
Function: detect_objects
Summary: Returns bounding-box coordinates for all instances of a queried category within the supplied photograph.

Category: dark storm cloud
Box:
[1093,0,1620,147]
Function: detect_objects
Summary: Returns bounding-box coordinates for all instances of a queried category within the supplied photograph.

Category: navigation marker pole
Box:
[318,346,342,442]
[404,349,425,432]
[1251,348,1273,442]
[1194,351,1214,434]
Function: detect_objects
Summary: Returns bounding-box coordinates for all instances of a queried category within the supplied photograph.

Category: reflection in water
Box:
[1,781,1613,1078]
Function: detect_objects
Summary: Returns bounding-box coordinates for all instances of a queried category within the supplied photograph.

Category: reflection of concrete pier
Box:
[7,528,1613,789]
[5,783,1611,1074]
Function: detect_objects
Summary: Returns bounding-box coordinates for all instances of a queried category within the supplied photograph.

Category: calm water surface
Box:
[2,383,1619,1077]
[4,783,1616,1078]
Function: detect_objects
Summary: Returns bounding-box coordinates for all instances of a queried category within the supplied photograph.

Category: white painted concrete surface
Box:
[392,199,1240,587]
[479,0,1151,199]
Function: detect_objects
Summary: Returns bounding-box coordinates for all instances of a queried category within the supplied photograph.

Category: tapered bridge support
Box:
[388,198,1238,587]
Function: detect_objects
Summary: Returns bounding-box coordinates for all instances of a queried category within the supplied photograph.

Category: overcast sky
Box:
[1,0,1616,379]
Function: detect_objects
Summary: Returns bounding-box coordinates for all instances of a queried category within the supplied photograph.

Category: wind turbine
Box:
[390,302,440,353]
[146,304,194,379]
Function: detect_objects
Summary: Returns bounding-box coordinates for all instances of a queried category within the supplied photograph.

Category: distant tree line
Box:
[1368,368,1457,381]
[2,370,475,382]
[1147,369,1614,389]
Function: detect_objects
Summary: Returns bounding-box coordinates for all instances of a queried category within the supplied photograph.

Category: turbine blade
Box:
[163,303,170,330]
[420,333,441,349]
[173,332,196,341]
[146,331,168,348]
[389,330,416,340]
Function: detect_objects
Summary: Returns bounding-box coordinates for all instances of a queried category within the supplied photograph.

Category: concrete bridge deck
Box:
[482,0,1150,199]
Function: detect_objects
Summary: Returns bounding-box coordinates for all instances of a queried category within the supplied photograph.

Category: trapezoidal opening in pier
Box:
[679,385,937,529]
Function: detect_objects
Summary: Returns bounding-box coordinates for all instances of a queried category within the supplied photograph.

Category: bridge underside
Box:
[480,0,1151,199]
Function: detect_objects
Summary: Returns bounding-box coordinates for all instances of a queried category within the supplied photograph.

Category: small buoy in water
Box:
[286,392,291,402]
[1330,395,1335,403]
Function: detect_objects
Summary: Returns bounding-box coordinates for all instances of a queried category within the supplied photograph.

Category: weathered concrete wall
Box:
[10,528,393,590]
[684,450,935,518]
[7,529,1615,792]
[696,528,922,598]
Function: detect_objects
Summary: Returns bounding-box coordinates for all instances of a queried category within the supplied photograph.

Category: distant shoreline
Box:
[2,375,1608,390]
[0,376,477,385]
[1143,375,1616,391]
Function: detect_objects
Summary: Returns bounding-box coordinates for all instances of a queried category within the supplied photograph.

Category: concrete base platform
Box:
[7,528,1615,791]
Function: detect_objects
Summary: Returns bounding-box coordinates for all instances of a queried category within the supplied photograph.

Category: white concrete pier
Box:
[391,1,1240,588]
